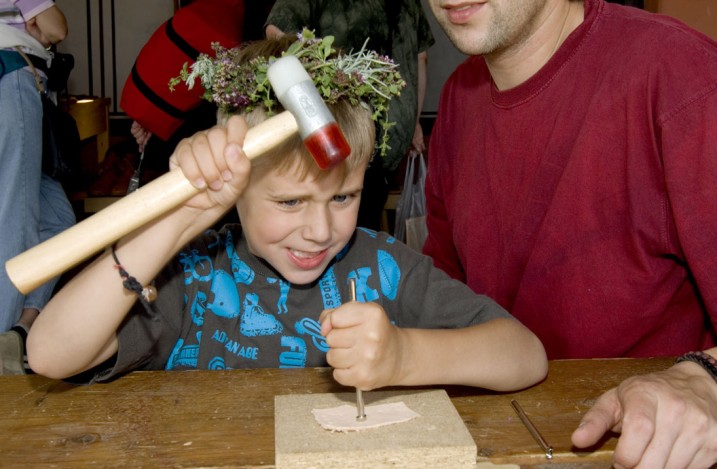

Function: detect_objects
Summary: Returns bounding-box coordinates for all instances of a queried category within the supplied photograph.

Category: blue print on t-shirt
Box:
[240,292,283,337]
[212,329,259,361]
[179,249,213,285]
[377,250,400,300]
[208,270,240,319]
[226,231,255,285]
[190,290,207,326]
[357,227,377,238]
[349,267,379,302]
[166,331,201,370]
[295,317,329,352]
[267,277,290,314]
[208,356,226,370]
[232,257,254,285]
[280,336,307,367]
[318,266,340,309]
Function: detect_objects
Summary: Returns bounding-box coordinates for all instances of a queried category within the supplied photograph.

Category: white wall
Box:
[56,0,174,114]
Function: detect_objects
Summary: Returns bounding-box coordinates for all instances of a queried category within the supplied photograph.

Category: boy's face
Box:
[237,157,367,285]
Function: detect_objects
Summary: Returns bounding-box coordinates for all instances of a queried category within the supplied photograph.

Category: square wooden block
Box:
[275,389,476,468]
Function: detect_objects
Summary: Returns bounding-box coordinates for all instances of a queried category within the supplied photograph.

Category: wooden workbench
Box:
[0,358,673,468]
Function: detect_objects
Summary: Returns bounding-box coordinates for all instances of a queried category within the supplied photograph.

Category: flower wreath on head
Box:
[169,28,406,157]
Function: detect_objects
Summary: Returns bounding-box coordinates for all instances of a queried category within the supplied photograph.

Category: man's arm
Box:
[410,50,429,154]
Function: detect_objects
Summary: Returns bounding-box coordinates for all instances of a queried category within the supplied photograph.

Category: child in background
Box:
[27,34,547,391]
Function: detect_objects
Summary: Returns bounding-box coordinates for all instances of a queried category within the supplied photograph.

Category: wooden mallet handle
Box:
[6,111,298,294]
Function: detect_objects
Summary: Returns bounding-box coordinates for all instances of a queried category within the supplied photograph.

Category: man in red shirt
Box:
[423,0,717,466]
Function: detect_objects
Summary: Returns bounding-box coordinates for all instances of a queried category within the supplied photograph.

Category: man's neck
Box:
[486,0,584,91]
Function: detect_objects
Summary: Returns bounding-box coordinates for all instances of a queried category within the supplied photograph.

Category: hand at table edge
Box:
[571,347,717,469]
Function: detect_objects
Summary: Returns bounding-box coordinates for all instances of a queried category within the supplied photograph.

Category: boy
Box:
[27,35,547,391]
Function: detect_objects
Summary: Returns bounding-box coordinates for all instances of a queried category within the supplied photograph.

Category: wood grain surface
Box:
[0,358,673,468]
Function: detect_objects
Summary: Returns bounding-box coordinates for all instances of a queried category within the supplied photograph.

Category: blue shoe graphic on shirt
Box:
[240,293,283,336]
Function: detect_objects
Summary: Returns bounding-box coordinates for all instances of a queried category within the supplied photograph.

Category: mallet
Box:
[6,56,351,294]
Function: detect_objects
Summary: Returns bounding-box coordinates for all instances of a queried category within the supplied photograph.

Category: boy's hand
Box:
[319,302,406,390]
[170,115,251,211]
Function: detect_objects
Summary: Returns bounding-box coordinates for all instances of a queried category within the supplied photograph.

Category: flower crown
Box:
[169,29,406,156]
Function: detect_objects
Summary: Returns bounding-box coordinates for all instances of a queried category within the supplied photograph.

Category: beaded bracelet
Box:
[111,243,158,320]
[675,351,717,384]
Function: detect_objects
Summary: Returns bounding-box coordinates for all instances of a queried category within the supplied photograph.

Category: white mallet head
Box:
[267,55,351,169]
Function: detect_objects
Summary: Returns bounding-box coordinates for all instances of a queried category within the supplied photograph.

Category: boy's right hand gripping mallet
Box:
[5,55,351,295]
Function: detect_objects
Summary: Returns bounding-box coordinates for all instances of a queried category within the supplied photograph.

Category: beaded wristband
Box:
[675,351,717,384]
[110,244,158,319]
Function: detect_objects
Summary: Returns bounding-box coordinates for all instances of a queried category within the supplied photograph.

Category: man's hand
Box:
[572,358,717,468]
[409,122,426,155]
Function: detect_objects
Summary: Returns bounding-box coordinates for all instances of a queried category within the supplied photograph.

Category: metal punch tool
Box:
[348,278,366,421]
[511,399,553,459]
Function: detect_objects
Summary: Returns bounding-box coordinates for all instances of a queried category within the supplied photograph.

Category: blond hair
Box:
[216,37,376,181]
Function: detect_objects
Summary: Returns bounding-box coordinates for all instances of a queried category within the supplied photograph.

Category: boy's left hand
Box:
[319,302,406,390]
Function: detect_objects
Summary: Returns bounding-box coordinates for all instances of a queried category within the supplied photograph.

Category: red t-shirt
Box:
[424,0,717,359]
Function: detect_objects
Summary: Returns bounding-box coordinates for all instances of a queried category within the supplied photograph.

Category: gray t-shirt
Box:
[89,227,511,382]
